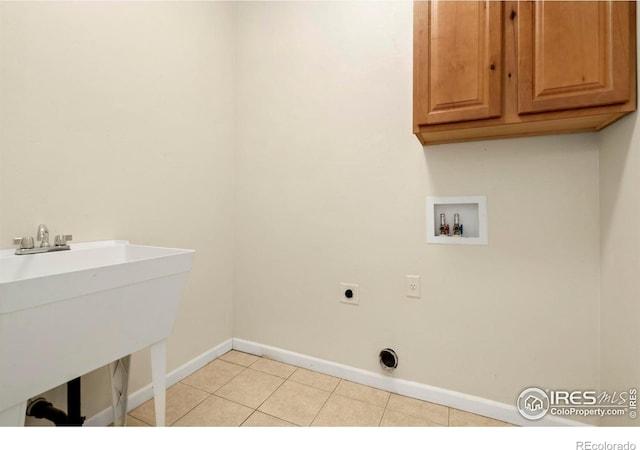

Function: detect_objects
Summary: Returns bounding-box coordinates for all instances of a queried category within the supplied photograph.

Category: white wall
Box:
[597,7,640,425]
[234,0,600,420]
[0,2,236,422]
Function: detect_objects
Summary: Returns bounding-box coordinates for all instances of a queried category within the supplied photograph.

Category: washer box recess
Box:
[426,196,488,245]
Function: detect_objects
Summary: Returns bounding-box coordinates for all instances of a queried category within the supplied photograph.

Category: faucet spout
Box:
[37,224,50,248]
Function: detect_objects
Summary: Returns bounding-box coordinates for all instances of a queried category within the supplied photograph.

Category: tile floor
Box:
[128,350,514,427]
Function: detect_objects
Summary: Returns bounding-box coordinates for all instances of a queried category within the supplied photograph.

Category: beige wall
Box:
[599,114,640,427]
[598,9,640,426]
[2,0,633,427]
[234,0,600,418]
[0,2,236,422]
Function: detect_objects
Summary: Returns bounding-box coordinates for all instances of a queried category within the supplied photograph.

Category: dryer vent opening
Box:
[379,348,398,370]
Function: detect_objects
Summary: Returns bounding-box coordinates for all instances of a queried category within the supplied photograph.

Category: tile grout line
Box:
[378,392,393,427]
[172,393,211,427]
[166,382,212,427]
[230,347,270,423]
[215,353,265,422]
[305,371,343,427]
[172,357,252,426]
[307,391,332,427]
[250,376,286,413]
[331,380,395,427]
[211,354,324,426]
[238,408,256,427]
[245,410,300,427]
[242,356,294,420]
[228,352,392,427]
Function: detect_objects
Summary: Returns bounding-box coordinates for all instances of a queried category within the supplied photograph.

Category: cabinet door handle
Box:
[490,64,496,71]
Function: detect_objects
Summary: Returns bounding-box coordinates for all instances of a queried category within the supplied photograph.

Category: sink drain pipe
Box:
[66,377,85,426]
[26,377,85,426]
[27,398,68,426]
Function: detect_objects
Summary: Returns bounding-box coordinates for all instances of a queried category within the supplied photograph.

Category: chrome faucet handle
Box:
[54,235,72,247]
[37,224,50,248]
[13,236,35,250]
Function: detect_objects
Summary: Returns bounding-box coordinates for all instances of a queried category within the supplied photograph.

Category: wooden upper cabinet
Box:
[413,1,503,126]
[518,1,631,114]
[413,0,636,146]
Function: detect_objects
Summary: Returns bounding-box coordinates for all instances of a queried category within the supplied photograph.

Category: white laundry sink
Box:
[0,240,195,426]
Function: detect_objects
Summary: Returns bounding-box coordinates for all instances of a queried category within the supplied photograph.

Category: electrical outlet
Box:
[406,275,421,298]
[339,282,359,305]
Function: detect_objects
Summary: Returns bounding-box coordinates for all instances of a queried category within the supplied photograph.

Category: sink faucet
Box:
[37,224,50,248]
[13,224,72,255]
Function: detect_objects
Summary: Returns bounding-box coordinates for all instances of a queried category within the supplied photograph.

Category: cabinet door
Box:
[414,1,503,126]
[518,1,631,114]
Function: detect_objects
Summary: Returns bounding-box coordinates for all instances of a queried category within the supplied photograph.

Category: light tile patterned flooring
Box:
[128,350,514,427]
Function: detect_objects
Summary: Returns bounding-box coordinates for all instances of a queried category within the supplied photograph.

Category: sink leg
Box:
[150,340,167,427]
[0,401,27,426]
[108,355,131,427]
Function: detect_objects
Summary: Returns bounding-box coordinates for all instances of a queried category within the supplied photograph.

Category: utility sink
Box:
[0,240,195,426]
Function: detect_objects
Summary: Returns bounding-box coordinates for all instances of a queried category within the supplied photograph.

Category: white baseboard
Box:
[85,337,586,427]
[232,338,587,427]
[84,338,232,426]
